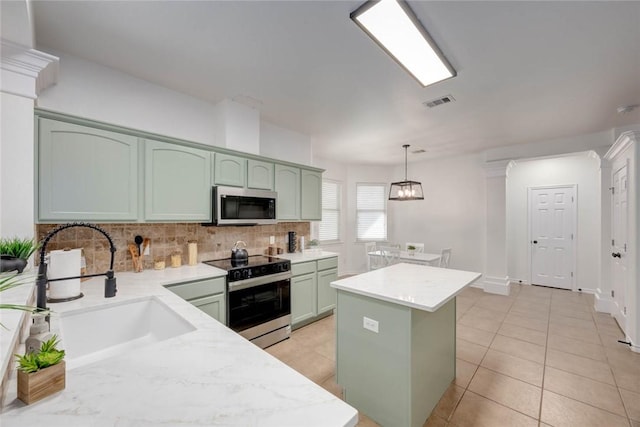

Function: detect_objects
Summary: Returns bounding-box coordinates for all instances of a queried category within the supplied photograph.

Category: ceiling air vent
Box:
[423,95,455,108]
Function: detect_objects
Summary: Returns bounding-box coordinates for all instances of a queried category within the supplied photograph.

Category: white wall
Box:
[214,99,260,154]
[36,49,219,147]
[260,121,312,166]
[506,152,602,291]
[388,153,487,274]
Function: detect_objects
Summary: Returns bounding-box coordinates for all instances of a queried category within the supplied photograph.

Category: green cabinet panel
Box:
[38,118,139,222]
[301,169,322,220]
[191,293,226,324]
[144,140,211,221]
[247,159,274,190]
[291,273,316,324]
[214,153,247,187]
[275,164,300,220]
[317,268,337,314]
[165,277,226,325]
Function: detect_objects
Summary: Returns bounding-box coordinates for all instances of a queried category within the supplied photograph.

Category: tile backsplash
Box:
[36,222,310,274]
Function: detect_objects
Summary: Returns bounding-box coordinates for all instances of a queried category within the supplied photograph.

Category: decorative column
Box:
[482,160,510,295]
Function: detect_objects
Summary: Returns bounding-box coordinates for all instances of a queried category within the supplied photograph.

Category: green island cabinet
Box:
[145,140,211,221]
[247,159,274,190]
[291,256,338,327]
[164,277,226,324]
[37,118,139,222]
[214,153,246,188]
[301,169,322,220]
[275,164,300,220]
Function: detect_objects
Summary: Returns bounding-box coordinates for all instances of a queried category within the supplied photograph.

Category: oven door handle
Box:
[228,271,292,292]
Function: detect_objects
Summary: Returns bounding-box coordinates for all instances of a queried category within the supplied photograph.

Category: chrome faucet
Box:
[36,222,117,311]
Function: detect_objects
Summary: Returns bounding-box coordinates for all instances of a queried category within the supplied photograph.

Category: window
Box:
[356,183,387,241]
[319,180,341,242]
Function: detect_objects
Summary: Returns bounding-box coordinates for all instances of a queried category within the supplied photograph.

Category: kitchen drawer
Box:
[317,257,338,271]
[165,277,225,301]
[292,261,316,277]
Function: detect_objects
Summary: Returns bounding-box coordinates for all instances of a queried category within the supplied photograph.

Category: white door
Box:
[529,186,576,289]
[611,163,628,330]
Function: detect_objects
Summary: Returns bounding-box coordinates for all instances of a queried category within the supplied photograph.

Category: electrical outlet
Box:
[363,316,379,333]
[269,236,275,245]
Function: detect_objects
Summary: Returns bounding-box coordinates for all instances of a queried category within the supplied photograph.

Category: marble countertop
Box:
[0,264,357,426]
[330,263,481,312]
[276,250,338,263]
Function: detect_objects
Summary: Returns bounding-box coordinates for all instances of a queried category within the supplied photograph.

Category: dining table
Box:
[368,250,441,266]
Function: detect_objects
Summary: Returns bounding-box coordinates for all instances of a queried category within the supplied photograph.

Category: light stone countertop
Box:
[331,263,481,312]
[276,250,339,263]
[0,264,358,426]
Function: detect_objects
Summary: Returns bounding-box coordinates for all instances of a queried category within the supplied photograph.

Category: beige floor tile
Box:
[314,337,336,361]
[475,295,514,312]
[490,334,546,364]
[455,358,477,389]
[605,344,640,373]
[456,296,476,307]
[632,420,640,427]
[511,297,551,309]
[432,384,465,421]
[465,305,507,321]
[456,338,488,365]
[448,390,537,427]
[480,349,544,387]
[264,336,307,362]
[543,366,626,415]
[321,375,343,399]
[423,414,448,427]
[508,305,550,321]
[355,413,380,427]
[613,367,640,394]
[503,313,548,332]
[457,324,495,347]
[458,313,502,333]
[550,306,594,320]
[548,323,601,344]
[467,367,541,418]
[546,333,607,361]
[545,348,615,385]
[498,322,547,346]
[620,388,640,422]
[549,314,597,331]
[284,347,335,384]
[518,285,553,297]
[598,323,626,340]
[458,287,485,299]
[541,390,629,427]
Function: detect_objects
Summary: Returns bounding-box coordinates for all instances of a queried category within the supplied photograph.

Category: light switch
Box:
[363,316,379,333]
[269,236,275,245]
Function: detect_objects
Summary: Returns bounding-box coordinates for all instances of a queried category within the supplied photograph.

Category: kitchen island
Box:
[331,263,481,427]
[0,264,357,426]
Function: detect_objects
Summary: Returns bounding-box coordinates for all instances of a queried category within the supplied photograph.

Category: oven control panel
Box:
[227,260,290,282]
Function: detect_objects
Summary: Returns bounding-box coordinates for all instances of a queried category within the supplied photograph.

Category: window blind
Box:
[356,183,387,241]
[319,180,340,242]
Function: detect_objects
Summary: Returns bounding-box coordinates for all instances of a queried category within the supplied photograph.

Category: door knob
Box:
[612,252,621,258]
[532,240,538,244]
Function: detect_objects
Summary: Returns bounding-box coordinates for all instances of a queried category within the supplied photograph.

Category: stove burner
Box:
[204,255,290,282]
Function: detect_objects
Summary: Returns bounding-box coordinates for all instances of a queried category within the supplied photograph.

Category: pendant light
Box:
[389,144,424,201]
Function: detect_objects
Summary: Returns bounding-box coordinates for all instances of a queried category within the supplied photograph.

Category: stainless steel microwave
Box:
[210,186,277,226]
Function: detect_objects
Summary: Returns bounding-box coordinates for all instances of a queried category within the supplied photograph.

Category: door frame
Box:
[610,159,629,331]
[527,184,577,290]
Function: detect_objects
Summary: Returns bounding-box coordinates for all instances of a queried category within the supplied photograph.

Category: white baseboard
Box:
[594,288,613,313]
[482,276,510,296]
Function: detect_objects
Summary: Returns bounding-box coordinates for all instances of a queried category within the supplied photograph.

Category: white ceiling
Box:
[32,1,640,165]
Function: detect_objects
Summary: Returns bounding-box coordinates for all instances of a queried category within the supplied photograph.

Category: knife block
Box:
[287,231,297,253]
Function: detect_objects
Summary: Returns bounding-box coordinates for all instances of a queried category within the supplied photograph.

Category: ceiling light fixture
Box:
[389,144,424,201]
[351,0,456,88]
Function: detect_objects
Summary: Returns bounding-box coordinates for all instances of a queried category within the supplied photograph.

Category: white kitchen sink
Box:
[57,296,196,370]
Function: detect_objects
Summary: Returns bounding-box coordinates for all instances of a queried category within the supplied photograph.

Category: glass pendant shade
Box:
[389,145,424,201]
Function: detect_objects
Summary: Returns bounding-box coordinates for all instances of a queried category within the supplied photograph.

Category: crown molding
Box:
[483,159,510,178]
[604,130,640,160]
[1,39,59,99]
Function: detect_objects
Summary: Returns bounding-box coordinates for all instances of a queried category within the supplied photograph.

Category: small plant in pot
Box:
[0,237,39,273]
[15,335,66,404]
[407,245,416,255]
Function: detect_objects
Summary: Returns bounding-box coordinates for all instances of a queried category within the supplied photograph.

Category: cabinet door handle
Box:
[612,252,621,258]
[532,240,538,244]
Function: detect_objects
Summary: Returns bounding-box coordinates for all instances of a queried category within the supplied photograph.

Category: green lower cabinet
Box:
[317,268,337,314]
[191,293,226,324]
[291,273,317,324]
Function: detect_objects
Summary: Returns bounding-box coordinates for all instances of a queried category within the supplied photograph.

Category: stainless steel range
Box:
[204,255,291,348]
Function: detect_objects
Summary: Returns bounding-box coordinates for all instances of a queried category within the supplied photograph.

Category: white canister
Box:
[47,248,82,300]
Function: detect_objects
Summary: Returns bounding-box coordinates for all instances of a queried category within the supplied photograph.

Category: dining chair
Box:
[438,248,452,268]
[378,245,401,267]
[365,242,380,271]
[404,242,424,253]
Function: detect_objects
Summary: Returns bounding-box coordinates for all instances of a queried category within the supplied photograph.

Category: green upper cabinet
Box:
[247,159,274,190]
[144,140,211,221]
[37,118,139,222]
[214,153,246,187]
[301,169,322,221]
[275,164,300,220]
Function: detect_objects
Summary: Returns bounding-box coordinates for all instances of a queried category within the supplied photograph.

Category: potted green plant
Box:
[308,239,320,254]
[15,335,66,404]
[0,237,39,273]
[407,245,416,255]
[0,272,38,328]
